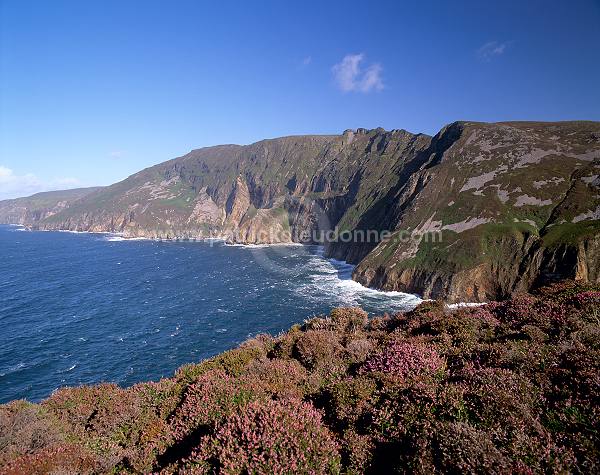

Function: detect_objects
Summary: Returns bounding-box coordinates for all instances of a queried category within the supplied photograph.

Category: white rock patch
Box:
[442,217,490,233]
[514,195,553,207]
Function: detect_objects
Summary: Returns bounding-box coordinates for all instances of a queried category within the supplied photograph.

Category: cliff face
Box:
[0,188,102,225]
[31,128,432,249]
[352,121,600,301]
[1,121,599,302]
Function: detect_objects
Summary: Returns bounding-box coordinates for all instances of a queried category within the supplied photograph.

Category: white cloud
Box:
[0,166,81,200]
[332,53,384,93]
[477,41,509,61]
[109,150,126,158]
[302,56,312,66]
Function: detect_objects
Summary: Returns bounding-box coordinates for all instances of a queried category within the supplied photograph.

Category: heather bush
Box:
[370,381,440,441]
[343,337,374,364]
[1,281,599,473]
[366,314,392,332]
[0,401,64,466]
[423,308,498,351]
[43,380,177,472]
[325,376,377,426]
[174,344,266,385]
[361,340,445,381]
[2,443,99,475]
[303,315,332,331]
[293,329,344,369]
[269,324,302,359]
[169,369,264,442]
[431,421,511,473]
[329,307,369,333]
[536,279,598,303]
[572,290,600,324]
[186,399,341,474]
[547,340,600,406]
[242,357,308,398]
[460,367,540,430]
[42,384,135,441]
[339,429,375,474]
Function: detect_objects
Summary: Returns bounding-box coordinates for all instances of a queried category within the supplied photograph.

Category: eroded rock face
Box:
[1,121,599,302]
[353,121,600,302]
[0,188,102,225]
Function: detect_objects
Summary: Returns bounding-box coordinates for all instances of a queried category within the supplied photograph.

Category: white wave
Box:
[58,364,77,373]
[292,248,422,313]
[0,362,26,377]
[103,234,149,242]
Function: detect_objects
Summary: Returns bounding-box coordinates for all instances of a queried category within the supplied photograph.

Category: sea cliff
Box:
[1,121,599,302]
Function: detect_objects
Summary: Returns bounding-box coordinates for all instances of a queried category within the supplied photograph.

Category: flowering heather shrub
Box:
[269,325,302,359]
[242,358,308,399]
[303,315,332,331]
[573,290,600,304]
[187,399,340,474]
[1,281,599,473]
[536,279,599,303]
[329,307,369,333]
[169,368,265,442]
[293,330,344,369]
[461,367,540,429]
[467,306,501,327]
[43,380,178,472]
[48,384,133,439]
[573,290,600,324]
[492,294,574,339]
[339,429,375,474]
[431,421,511,473]
[343,337,374,363]
[2,443,98,475]
[361,340,445,380]
[326,376,377,425]
[547,341,600,405]
[370,381,439,441]
[0,401,64,466]
[366,314,392,331]
[174,345,266,385]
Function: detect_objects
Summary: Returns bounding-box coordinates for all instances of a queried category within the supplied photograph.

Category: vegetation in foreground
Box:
[1,281,599,474]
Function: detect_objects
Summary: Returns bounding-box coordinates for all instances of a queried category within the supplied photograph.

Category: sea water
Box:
[0,224,420,403]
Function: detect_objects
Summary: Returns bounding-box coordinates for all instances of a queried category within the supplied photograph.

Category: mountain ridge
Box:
[1,120,599,302]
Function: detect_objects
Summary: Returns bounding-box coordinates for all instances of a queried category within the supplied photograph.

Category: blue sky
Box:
[1,0,599,199]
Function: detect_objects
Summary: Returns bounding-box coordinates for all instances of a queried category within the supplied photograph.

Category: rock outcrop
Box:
[1,121,599,302]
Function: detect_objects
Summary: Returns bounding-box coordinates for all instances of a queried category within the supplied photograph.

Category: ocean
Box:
[0,224,420,403]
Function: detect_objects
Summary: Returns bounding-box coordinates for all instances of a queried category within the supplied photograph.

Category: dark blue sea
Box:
[0,224,420,403]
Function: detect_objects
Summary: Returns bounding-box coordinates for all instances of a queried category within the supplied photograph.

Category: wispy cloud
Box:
[109,150,126,158]
[296,55,312,71]
[477,41,509,61]
[332,53,384,93]
[0,165,81,200]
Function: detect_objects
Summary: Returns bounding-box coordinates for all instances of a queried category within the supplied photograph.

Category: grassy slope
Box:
[1,280,598,474]
[0,188,103,223]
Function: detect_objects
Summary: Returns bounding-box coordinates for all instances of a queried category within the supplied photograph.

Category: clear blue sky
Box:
[1,0,599,199]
